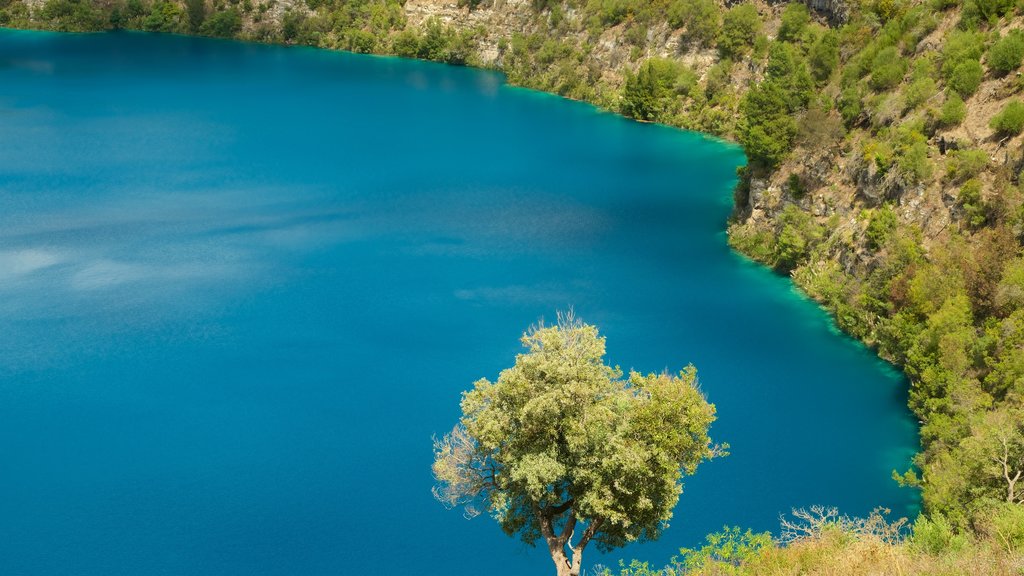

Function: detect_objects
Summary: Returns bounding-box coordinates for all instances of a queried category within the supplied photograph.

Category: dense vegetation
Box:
[5,0,1024,571]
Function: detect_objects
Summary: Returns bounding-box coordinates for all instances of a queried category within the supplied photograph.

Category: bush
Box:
[990,100,1024,135]
[910,514,968,555]
[870,47,908,92]
[143,0,185,33]
[777,3,809,43]
[589,0,632,27]
[946,149,989,182]
[866,206,898,250]
[667,0,718,47]
[391,29,421,58]
[775,204,824,270]
[904,76,937,111]
[741,81,797,167]
[958,179,987,227]
[839,85,864,125]
[988,31,1024,76]
[620,58,684,122]
[199,8,241,38]
[940,92,966,127]
[718,3,760,58]
[37,0,105,31]
[808,31,840,84]
[947,60,983,97]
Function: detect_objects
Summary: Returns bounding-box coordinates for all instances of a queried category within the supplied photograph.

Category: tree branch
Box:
[547,498,575,517]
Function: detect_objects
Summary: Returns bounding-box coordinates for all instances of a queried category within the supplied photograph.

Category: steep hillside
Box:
[4,0,1024,565]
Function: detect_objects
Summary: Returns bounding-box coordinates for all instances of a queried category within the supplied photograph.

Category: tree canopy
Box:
[432,313,722,576]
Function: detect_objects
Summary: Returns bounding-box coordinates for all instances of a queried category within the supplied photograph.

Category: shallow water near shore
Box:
[0,29,917,575]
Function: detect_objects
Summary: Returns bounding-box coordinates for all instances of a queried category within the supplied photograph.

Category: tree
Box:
[718,3,760,58]
[432,313,723,576]
[777,2,809,43]
[199,8,241,38]
[185,0,205,32]
[667,0,719,47]
[808,31,840,84]
[961,404,1024,504]
[621,58,683,122]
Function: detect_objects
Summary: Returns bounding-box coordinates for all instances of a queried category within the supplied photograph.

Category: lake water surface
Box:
[0,30,917,575]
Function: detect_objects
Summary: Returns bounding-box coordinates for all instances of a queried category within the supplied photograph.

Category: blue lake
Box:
[0,30,918,575]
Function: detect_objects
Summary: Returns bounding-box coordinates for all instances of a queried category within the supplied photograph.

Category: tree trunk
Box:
[535,504,596,576]
[547,545,574,576]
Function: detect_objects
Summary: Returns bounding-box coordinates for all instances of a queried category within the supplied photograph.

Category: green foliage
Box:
[870,46,908,92]
[942,32,985,97]
[940,92,967,127]
[667,0,718,47]
[958,179,988,228]
[433,314,721,570]
[910,513,968,555]
[777,3,809,43]
[988,31,1024,76]
[718,3,760,58]
[990,100,1024,136]
[893,126,933,183]
[961,0,1016,28]
[143,0,186,33]
[621,58,686,122]
[36,0,105,31]
[839,85,864,125]
[995,257,1024,313]
[185,0,204,32]
[589,0,633,28]
[775,204,824,271]
[673,526,773,574]
[808,30,840,84]
[903,76,937,112]
[867,206,899,251]
[740,81,798,167]
[199,8,241,38]
[947,59,983,98]
[947,149,989,182]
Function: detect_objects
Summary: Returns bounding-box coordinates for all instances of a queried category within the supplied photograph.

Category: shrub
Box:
[741,81,797,167]
[808,31,840,83]
[839,85,864,125]
[143,0,185,33]
[590,0,632,27]
[990,100,1024,135]
[898,139,933,183]
[904,76,937,111]
[866,206,898,250]
[870,47,908,92]
[988,31,1024,76]
[940,92,966,127]
[667,0,719,47]
[620,58,684,122]
[775,204,824,270]
[947,60,983,97]
[391,29,421,58]
[777,2,810,43]
[718,3,760,58]
[910,514,968,555]
[958,179,987,227]
[947,149,989,182]
[198,8,241,38]
[37,0,105,31]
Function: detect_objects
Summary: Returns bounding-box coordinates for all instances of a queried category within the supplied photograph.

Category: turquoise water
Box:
[0,30,917,575]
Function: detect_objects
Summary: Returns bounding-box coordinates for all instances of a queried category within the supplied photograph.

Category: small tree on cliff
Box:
[432,312,724,576]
